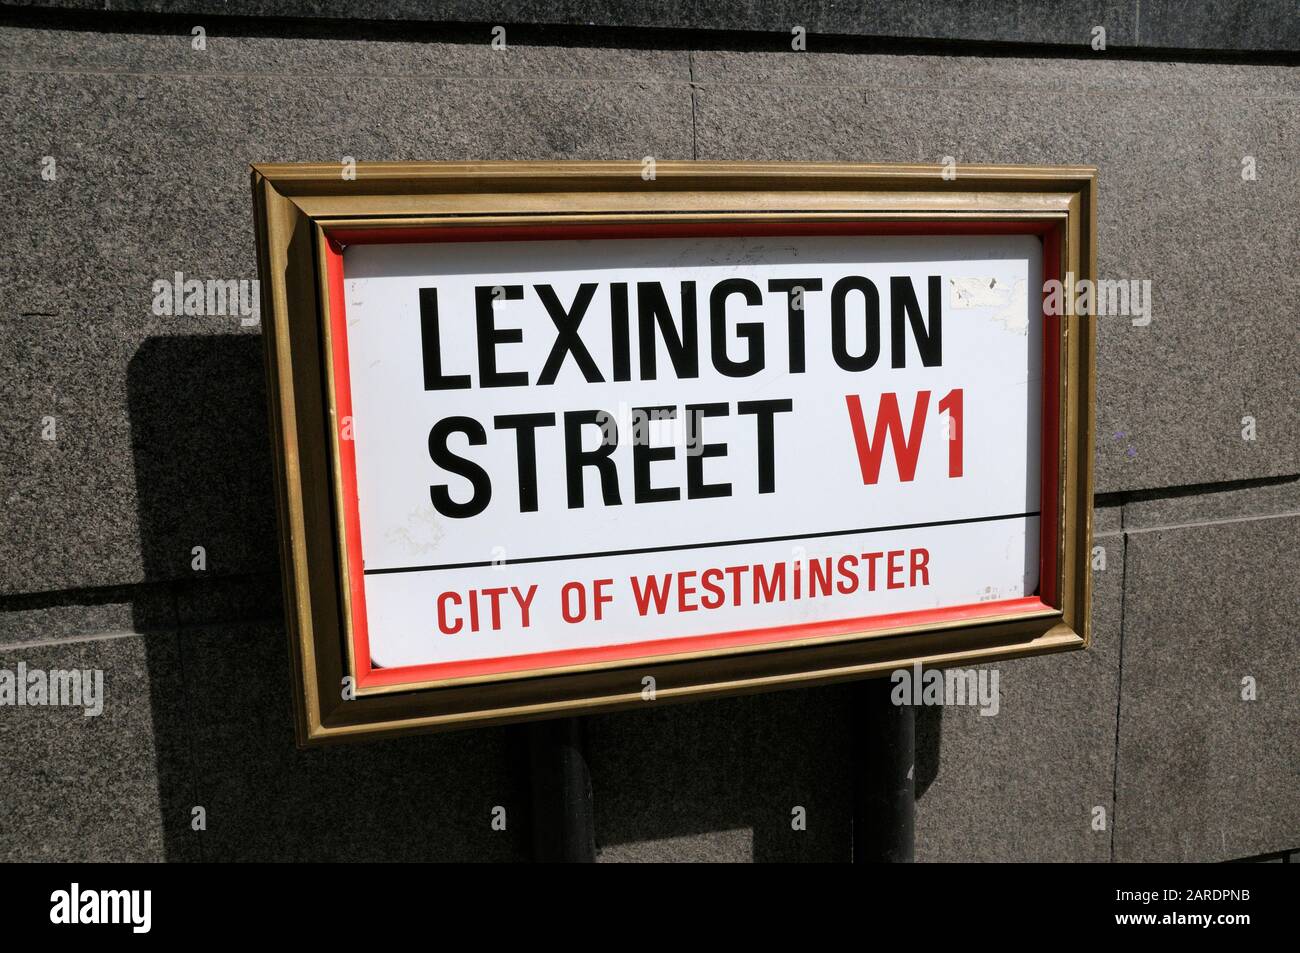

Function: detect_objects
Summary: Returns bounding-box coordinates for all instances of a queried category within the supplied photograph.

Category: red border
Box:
[324,237,374,686]
[323,219,1062,690]
[1038,226,1062,606]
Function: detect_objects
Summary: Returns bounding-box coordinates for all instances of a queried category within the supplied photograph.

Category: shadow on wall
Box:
[585,684,942,862]
[127,333,534,861]
[126,333,945,862]
[128,332,278,862]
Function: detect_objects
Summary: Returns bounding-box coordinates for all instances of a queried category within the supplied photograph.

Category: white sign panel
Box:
[332,231,1043,685]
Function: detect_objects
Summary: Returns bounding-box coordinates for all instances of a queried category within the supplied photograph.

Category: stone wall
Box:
[0,2,1295,861]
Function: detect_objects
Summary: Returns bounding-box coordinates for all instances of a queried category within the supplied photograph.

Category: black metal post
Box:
[852,676,915,862]
[526,717,596,862]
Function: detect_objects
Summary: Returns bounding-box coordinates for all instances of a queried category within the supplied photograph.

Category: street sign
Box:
[251,162,1096,743]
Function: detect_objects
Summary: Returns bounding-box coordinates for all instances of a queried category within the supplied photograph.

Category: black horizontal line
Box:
[363,510,1039,576]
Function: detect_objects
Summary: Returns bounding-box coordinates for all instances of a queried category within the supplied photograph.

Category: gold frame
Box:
[250,161,1096,746]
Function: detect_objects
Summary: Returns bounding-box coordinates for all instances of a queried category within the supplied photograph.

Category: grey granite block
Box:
[1124,477,1300,529]
[180,618,529,861]
[0,630,198,861]
[0,2,1144,50]
[173,571,282,627]
[598,826,752,863]
[692,60,1300,495]
[586,685,855,862]
[1137,0,1300,53]
[1114,515,1300,862]
[4,0,1299,52]
[0,597,136,647]
[0,0,102,10]
[691,49,1298,97]
[0,67,693,594]
[1094,503,1122,535]
[0,581,175,646]
[0,19,690,80]
[912,514,1122,861]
